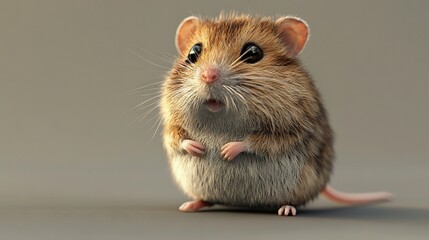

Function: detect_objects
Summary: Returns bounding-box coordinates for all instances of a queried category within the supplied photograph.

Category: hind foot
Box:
[278,205,297,216]
[179,200,212,212]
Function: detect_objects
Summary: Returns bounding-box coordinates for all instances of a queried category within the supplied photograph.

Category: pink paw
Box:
[278,205,297,216]
[181,139,205,157]
[179,200,212,212]
[221,141,248,161]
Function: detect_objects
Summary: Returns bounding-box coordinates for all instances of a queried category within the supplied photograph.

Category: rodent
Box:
[160,14,392,216]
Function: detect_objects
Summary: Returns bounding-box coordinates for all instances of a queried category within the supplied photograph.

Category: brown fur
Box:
[161,14,334,208]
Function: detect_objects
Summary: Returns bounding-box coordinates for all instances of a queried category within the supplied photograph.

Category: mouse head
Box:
[163,14,316,132]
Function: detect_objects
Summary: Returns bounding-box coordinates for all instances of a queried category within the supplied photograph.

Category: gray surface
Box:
[0,0,428,239]
[0,205,428,240]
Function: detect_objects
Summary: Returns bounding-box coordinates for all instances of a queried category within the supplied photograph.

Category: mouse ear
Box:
[275,17,309,58]
[175,16,200,54]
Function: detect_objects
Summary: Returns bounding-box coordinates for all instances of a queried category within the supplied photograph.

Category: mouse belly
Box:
[169,152,313,208]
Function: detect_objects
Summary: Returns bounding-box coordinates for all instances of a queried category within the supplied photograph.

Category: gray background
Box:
[1,0,428,239]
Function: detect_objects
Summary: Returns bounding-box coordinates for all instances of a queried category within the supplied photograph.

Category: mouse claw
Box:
[181,139,205,157]
[221,141,247,161]
[278,205,297,216]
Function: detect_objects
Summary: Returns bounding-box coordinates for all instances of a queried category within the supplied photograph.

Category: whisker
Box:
[147,109,161,123]
[223,85,241,112]
[222,86,233,111]
[233,75,305,88]
[129,86,162,94]
[131,91,162,97]
[150,117,163,142]
[133,45,176,65]
[125,48,170,69]
[228,48,253,70]
[129,81,163,93]
[127,94,161,112]
[234,69,304,79]
[227,85,247,104]
[158,50,178,60]
[229,89,241,112]
[229,47,251,67]
[130,101,160,125]
[234,76,305,102]
[168,85,195,110]
[173,61,197,72]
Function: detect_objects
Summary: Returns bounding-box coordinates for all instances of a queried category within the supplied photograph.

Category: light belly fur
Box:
[169,148,305,208]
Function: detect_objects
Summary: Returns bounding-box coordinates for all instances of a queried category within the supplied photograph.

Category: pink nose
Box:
[200,67,220,84]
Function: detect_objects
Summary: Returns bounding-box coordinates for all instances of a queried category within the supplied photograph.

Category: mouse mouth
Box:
[204,99,224,112]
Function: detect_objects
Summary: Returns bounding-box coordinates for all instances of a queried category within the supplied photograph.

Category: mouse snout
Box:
[200,67,220,84]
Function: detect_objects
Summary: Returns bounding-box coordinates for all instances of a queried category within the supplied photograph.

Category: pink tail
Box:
[322,185,393,205]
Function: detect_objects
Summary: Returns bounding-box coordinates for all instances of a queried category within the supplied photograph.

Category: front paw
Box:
[221,141,248,161]
[181,139,205,157]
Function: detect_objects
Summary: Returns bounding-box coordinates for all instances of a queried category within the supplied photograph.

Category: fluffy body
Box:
[161,14,334,209]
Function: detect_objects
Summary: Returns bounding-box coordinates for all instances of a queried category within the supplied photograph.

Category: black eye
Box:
[240,43,263,64]
[186,43,202,64]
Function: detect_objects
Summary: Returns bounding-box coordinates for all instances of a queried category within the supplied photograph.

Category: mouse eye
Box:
[186,43,203,64]
[240,43,263,64]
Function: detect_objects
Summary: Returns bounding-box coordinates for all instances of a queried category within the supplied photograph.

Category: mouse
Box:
[160,14,392,216]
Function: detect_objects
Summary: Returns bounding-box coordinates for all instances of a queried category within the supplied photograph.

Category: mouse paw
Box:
[221,141,248,161]
[278,205,297,216]
[181,139,205,157]
[179,200,212,212]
